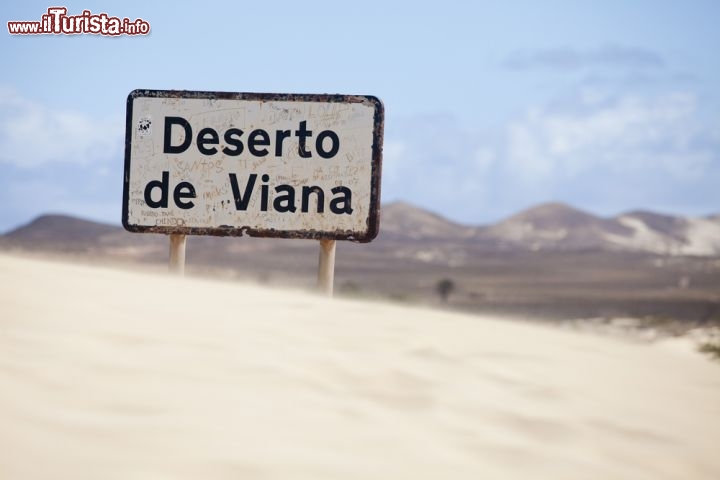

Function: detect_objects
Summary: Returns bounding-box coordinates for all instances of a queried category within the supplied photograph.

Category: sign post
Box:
[168,233,186,275]
[123,90,383,294]
[317,239,336,296]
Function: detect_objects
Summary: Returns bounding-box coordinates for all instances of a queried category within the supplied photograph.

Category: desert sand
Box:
[1,252,719,479]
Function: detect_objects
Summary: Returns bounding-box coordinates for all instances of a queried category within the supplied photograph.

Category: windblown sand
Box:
[1,253,718,479]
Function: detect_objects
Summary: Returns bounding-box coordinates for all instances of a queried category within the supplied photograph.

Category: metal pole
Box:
[169,234,186,276]
[317,239,336,297]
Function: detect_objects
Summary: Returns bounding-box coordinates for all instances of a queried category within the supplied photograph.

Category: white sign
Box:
[123,90,383,242]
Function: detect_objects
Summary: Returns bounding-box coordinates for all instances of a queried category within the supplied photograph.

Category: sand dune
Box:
[1,253,719,479]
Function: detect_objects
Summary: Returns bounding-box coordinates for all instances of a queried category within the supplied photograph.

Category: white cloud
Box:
[505,92,715,180]
[0,88,123,168]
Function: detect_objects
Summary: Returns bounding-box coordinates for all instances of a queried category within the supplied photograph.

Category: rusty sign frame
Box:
[122,89,384,243]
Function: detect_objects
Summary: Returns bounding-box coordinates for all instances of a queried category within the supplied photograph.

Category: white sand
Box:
[1,253,718,479]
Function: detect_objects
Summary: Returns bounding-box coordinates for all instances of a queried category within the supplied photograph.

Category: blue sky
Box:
[1,0,719,231]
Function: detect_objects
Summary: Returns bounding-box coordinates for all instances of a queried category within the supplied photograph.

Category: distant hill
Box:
[480,203,720,256]
[2,202,720,256]
[379,201,720,256]
[1,214,122,252]
[2,202,719,322]
[4,214,119,243]
[483,203,632,251]
[379,202,476,241]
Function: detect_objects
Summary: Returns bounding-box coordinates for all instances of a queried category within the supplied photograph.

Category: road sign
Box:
[123,90,383,242]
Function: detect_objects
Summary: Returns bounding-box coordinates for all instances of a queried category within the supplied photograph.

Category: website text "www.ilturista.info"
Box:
[8,7,150,36]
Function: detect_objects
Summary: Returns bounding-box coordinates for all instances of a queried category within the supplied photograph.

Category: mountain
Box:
[483,203,631,251]
[2,202,719,257]
[1,214,122,251]
[603,209,720,256]
[379,202,476,241]
[2,204,718,322]
[0,214,172,260]
[477,203,720,256]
